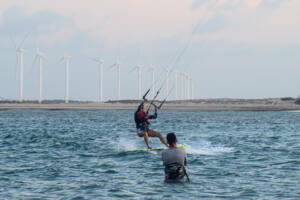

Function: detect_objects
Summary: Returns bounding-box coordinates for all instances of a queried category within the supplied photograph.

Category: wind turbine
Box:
[11,34,30,103]
[60,55,71,103]
[110,60,121,100]
[130,65,142,99]
[33,48,46,103]
[91,58,104,102]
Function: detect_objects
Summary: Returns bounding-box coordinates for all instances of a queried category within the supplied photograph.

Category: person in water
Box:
[162,132,188,182]
[134,100,168,149]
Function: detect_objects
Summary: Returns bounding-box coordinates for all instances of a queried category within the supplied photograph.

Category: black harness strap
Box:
[165,163,190,182]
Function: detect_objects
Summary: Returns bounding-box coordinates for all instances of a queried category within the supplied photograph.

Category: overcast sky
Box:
[0,0,300,101]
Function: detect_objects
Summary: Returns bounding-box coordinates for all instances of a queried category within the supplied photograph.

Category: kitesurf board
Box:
[136,145,187,151]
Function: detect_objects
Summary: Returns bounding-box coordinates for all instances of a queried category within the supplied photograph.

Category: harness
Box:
[165,163,189,182]
[134,110,149,128]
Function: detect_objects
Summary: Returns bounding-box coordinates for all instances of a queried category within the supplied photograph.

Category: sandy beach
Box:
[1,98,300,111]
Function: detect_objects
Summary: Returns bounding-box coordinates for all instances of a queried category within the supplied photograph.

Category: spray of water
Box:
[185,140,233,155]
[116,137,138,152]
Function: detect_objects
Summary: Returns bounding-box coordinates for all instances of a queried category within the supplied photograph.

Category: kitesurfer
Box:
[162,132,189,182]
[134,99,168,149]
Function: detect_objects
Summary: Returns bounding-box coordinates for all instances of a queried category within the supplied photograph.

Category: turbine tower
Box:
[33,48,46,103]
[174,70,178,100]
[91,58,104,102]
[190,77,194,100]
[60,55,71,103]
[185,73,189,100]
[150,66,155,98]
[192,80,195,100]
[16,48,25,102]
[130,65,142,99]
[110,60,121,100]
[180,72,184,100]
[186,74,190,100]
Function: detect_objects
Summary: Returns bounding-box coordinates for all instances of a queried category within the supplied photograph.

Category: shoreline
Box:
[1,98,300,111]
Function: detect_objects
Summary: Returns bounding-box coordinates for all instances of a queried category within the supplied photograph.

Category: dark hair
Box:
[137,103,144,111]
[167,132,177,145]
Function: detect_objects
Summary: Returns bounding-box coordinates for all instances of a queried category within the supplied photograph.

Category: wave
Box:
[115,137,233,156]
[185,140,233,155]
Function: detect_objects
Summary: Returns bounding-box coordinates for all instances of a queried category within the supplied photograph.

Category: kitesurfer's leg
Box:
[148,129,168,147]
[137,131,151,149]
[144,132,151,149]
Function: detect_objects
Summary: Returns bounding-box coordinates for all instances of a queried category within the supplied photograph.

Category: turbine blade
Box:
[28,55,39,74]
[10,35,17,50]
[59,57,65,63]
[14,54,19,80]
[18,32,31,49]
[108,63,116,69]
[90,57,102,63]
[129,66,137,73]
[32,55,38,67]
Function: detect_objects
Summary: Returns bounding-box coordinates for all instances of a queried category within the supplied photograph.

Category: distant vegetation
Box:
[2,97,300,105]
[106,100,142,104]
[106,99,162,104]
[280,97,294,101]
[0,100,93,104]
[295,98,300,105]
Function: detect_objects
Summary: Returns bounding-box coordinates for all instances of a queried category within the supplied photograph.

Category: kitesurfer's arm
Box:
[148,113,157,119]
[148,106,158,119]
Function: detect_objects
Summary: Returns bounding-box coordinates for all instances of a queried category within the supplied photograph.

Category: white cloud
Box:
[37,26,76,46]
[195,0,300,46]
[0,0,13,23]
[0,0,207,46]
[0,0,300,46]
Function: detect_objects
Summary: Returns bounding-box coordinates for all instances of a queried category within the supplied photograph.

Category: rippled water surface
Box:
[0,110,300,199]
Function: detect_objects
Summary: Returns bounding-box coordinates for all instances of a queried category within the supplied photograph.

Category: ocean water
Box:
[0,110,300,199]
